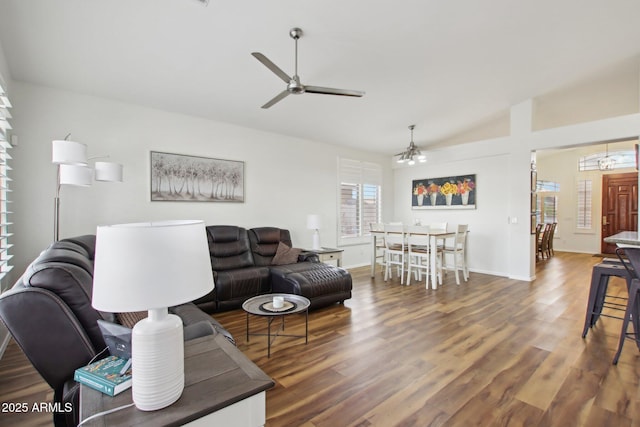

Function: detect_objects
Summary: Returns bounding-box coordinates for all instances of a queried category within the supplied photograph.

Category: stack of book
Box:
[74,355,132,396]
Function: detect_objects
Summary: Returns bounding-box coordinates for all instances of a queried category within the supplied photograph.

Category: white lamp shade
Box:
[94,161,123,182]
[59,164,92,187]
[92,220,215,312]
[307,214,321,230]
[52,140,88,165]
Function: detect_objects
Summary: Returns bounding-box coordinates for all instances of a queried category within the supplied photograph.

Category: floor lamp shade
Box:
[92,220,215,411]
[52,140,87,165]
[94,161,123,182]
[59,164,92,187]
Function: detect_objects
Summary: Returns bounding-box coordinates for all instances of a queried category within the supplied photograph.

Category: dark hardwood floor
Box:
[1,252,639,426]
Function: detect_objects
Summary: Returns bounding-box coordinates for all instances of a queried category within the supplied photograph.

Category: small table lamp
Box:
[307,214,321,250]
[92,220,214,411]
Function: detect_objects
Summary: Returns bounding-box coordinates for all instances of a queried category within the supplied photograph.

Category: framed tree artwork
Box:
[150,151,244,202]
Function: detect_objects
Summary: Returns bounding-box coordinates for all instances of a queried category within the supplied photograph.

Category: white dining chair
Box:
[442,224,469,285]
[406,225,441,288]
[370,222,386,276]
[383,223,406,284]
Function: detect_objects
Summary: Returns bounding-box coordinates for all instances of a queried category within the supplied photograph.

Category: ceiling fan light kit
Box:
[252,27,365,108]
[396,125,426,166]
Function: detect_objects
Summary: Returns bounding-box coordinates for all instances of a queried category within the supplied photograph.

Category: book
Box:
[74,355,132,396]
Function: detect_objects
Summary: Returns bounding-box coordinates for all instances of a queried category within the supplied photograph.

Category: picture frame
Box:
[411,174,476,210]
[531,192,537,213]
[150,151,244,202]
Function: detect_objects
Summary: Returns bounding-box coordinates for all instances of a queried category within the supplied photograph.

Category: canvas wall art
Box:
[150,151,244,202]
[412,174,476,209]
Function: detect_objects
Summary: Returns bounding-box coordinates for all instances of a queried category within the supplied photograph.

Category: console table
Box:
[79,334,274,426]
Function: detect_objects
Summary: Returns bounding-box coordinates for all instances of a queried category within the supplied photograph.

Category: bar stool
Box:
[581,260,633,338]
[612,247,640,364]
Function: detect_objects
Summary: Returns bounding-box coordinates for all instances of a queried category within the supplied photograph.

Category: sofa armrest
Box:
[170,303,235,345]
[299,251,319,263]
[183,321,216,341]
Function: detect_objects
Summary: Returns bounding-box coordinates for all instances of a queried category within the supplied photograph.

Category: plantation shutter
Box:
[338,158,382,245]
[0,81,13,286]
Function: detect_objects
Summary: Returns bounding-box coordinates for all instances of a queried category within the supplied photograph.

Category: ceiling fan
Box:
[252,27,365,109]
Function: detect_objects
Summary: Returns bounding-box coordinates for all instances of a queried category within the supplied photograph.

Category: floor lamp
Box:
[52,138,123,241]
[92,220,215,411]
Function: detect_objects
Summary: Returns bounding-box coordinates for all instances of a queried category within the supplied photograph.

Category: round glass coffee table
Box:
[242,293,310,357]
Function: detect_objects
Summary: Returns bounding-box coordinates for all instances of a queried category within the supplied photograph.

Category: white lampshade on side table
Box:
[92,220,215,411]
[307,214,321,250]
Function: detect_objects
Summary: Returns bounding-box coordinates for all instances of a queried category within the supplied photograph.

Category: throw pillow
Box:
[272,242,302,265]
[116,311,148,329]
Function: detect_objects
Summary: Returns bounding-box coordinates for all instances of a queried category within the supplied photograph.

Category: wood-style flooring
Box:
[1,252,639,426]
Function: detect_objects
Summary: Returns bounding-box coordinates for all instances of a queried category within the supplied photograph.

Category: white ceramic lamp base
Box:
[132,309,184,411]
[311,230,321,250]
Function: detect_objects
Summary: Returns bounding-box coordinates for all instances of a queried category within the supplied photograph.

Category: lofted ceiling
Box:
[1,0,640,155]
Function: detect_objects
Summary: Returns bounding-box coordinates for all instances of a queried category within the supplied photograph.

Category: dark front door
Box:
[602,172,638,254]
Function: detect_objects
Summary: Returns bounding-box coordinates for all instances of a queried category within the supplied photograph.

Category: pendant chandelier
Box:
[598,143,616,171]
[396,125,426,166]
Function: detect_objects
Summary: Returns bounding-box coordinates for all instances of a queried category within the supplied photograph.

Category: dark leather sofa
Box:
[0,235,233,427]
[194,226,352,312]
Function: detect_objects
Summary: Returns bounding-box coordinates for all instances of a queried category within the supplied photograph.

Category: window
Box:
[0,80,12,288]
[576,179,592,229]
[338,158,382,245]
[536,180,559,225]
[578,150,637,171]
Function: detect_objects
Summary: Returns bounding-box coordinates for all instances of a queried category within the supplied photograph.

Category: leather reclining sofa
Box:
[0,226,351,426]
[0,235,233,427]
[194,226,352,312]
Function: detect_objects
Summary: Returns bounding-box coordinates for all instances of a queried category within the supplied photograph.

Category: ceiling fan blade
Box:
[305,86,365,97]
[261,90,290,109]
[252,52,291,84]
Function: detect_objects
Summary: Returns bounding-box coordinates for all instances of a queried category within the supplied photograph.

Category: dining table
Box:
[370,226,456,289]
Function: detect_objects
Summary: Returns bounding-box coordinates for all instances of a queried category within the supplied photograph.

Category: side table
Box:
[79,334,274,426]
[243,293,310,357]
[307,247,344,267]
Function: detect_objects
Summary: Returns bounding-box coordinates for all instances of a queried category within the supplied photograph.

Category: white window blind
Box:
[338,158,382,245]
[577,179,592,229]
[0,81,13,287]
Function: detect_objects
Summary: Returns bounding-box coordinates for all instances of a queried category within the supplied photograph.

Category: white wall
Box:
[394,152,511,276]
[8,82,393,282]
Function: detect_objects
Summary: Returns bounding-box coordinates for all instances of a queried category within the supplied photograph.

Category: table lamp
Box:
[92,220,214,411]
[307,214,321,250]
